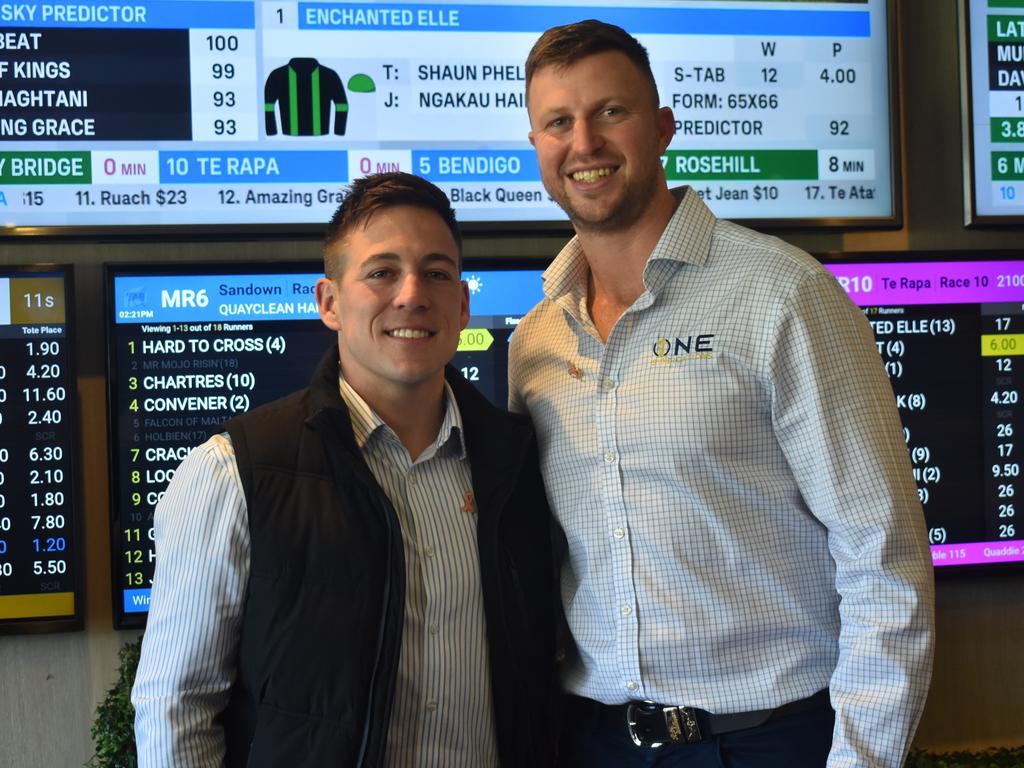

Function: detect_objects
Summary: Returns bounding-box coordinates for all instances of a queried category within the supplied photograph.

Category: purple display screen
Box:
[824,257,1024,569]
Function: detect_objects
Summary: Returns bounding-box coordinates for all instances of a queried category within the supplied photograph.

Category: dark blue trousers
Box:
[558,694,835,768]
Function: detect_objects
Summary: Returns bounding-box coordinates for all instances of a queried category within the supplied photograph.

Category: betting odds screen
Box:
[105,261,544,628]
[0,265,82,634]
[824,254,1024,570]
[2,0,895,232]
[961,0,1024,224]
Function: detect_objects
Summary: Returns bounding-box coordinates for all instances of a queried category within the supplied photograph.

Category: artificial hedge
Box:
[86,636,142,768]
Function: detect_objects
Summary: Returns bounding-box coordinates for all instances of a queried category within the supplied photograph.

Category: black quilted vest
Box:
[219,346,558,767]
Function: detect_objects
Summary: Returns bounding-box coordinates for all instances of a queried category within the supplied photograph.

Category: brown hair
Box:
[322,172,462,279]
[525,20,660,107]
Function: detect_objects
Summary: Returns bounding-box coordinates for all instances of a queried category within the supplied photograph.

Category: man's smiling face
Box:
[527,50,675,233]
[316,204,469,402]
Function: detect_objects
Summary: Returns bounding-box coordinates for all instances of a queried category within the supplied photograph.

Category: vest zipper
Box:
[355,484,404,767]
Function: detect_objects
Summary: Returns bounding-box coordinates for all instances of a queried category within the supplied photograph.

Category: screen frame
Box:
[104,256,548,629]
[958,0,1024,227]
[104,259,328,629]
[3,0,901,238]
[818,248,1024,575]
[0,262,85,635]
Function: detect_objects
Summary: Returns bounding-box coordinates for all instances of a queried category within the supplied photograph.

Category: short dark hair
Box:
[525,20,660,108]
[322,172,462,279]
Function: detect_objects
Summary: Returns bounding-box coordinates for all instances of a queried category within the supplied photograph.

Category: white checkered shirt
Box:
[508,187,934,768]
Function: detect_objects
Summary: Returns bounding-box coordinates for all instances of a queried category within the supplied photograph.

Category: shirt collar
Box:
[647,185,716,269]
[337,372,466,460]
[541,185,717,307]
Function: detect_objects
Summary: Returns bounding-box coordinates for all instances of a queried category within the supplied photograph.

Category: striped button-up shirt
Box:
[132,375,498,767]
[508,187,934,768]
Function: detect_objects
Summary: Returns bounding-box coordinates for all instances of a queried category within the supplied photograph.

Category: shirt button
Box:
[603,451,616,464]
[627,681,639,693]
[425,700,438,712]
[602,377,615,391]
[613,528,625,540]
[620,604,632,617]
[429,623,439,635]
[424,545,435,558]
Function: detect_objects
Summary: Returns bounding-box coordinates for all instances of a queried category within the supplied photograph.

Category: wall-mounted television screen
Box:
[0,264,83,634]
[3,0,896,235]
[104,259,545,628]
[822,252,1024,570]
[960,0,1024,224]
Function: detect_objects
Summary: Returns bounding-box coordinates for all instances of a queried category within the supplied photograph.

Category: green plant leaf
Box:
[85,635,143,768]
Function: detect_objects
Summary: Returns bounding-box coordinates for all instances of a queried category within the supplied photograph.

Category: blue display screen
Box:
[105,260,544,627]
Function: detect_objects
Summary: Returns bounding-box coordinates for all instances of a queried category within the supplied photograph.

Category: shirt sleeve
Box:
[131,433,250,768]
[768,270,935,768]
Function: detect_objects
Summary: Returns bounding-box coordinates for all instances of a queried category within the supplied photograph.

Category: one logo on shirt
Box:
[462,490,476,514]
[650,334,715,364]
[567,361,584,380]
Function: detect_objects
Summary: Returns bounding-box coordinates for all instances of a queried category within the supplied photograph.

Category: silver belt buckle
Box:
[626,701,702,746]
[626,701,665,748]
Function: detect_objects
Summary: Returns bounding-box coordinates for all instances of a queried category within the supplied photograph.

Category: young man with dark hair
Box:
[133,172,557,768]
[321,171,463,277]
[510,20,934,768]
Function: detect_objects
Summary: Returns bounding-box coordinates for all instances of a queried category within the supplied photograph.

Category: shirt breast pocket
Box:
[629,351,767,462]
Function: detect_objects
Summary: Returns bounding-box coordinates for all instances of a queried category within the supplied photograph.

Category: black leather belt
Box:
[571,689,830,748]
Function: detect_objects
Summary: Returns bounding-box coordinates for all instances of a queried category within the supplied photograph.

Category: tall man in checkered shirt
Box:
[509,20,934,768]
